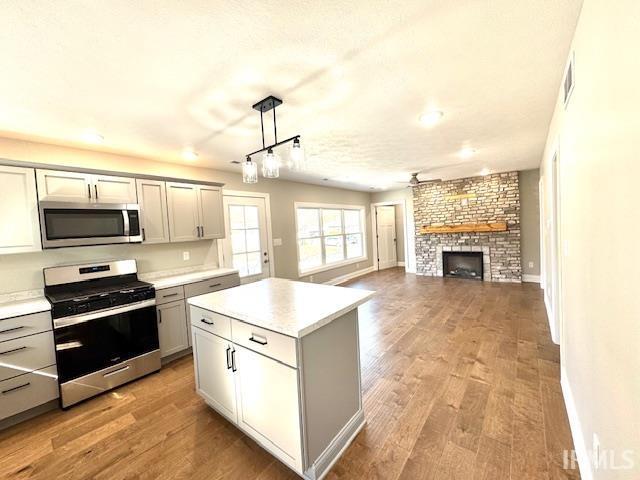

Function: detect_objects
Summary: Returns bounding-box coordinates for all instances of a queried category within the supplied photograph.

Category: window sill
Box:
[298,256,368,278]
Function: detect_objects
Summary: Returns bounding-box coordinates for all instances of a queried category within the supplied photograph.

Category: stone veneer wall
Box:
[413,171,522,282]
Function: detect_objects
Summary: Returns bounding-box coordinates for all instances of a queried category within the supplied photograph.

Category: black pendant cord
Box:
[260,110,265,149]
[273,107,277,144]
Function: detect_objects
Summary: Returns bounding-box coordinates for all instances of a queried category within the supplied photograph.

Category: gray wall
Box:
[519,169,541,277]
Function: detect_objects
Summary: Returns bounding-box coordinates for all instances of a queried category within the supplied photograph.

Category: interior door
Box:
[35,169,92,203]
[192,327,237,423]
[376,206,397,270]
[234,345,302,471]
[93,175,137,204]
[136,179,170,244]
[198,185,224,239]
[222,195,270,283]
[166,182,200,242]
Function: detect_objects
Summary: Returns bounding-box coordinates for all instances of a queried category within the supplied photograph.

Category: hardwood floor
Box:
[0,268,579,479]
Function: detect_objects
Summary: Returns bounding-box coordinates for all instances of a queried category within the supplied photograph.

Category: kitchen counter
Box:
[188,277,375,338]
[139,265,238,290]
[0,290,51,321]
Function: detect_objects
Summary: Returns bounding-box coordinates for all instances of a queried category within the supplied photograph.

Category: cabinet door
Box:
[234,345,302,471]
[136,179,170,244]
[197,185,225,239]
[35,169,92,203]
[93,175,137,204]
[192,327,237,422]
[0,165,42,254]
[166,182,200,242]
[156,300,189,357]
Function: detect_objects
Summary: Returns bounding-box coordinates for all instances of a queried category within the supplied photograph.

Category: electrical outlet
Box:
[593,433,600,469]
[528,261,534,269]
[183,251,190,261]
[309,275,314,283]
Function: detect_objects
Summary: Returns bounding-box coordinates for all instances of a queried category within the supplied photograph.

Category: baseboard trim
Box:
[522,274,541,283]
[561,370,592,480]
[323,266,376,286]
[543,293,560,345]
[397,261,406,267]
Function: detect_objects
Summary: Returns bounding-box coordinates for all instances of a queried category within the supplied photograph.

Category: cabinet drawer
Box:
[0,366,59,420]
[0,331,56,381]
[190,306,231,340]
[184,274,240,298]
[231,320,298,368]
[156,286,185,305]
[0,311,52,342]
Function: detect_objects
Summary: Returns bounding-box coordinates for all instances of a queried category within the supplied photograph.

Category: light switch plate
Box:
[273,238,283,247]
[183,251,190,261]
[528,261,534,269]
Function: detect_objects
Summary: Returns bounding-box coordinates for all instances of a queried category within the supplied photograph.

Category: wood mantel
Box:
[420,222,508,234]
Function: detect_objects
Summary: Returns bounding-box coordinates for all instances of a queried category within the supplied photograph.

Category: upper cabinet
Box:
[36,169,137,204]
[0,165,42,254]
[136,179,170,244]
[198,185,224,239]
[166,182,225,242]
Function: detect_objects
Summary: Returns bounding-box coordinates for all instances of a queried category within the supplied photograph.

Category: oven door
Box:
[54,301,159,385]
[39,202,141,248]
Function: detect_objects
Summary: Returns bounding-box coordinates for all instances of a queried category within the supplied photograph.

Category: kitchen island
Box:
[187,277,374,480]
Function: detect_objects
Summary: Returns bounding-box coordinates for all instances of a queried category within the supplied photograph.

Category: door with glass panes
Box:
[222,195,271,283]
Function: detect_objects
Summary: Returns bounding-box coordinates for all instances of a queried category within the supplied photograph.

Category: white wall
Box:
[540,1,640,477]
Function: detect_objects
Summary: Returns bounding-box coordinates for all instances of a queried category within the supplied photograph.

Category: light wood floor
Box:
[0,268,579,479]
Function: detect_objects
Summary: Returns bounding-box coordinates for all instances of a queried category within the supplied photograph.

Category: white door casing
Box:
[376,205,397,270]
[222,194,271,283]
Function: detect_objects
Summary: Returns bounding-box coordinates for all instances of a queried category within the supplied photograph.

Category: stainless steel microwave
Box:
[38,202,142,249]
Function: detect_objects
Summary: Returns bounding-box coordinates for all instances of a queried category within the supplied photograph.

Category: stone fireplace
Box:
[413,172,522,282]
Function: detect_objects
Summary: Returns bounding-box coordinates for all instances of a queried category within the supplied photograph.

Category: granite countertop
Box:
[0,290,51,321]
[188,277,375,338]
[139,265,239,290]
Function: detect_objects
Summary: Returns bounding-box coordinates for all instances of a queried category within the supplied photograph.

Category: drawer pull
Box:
[226,346,232,369]
[209,283,222,289]
[2,382,31,395]
[0,346,27,356]
[104,365,131,378]
[0,326,25,335]
[162,293,179,298]
[200,318,214,326]
[231,348,237,372]
[249,334,268,346]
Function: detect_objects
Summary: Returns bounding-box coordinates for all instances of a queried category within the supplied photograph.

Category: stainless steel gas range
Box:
[44,259,160,408]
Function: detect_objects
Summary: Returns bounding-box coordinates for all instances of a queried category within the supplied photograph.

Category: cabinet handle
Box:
[209,283,222,289]
[94,184,99,199]
[196,226,201,238]
[231,348,237,372]
[226,346,232,369]
[88,184,92,199]
[0,346,27,356]
[0,326,25,335]
[2,382,31,395]
[200,318,214,326]
[142,228,146,242]
[162,292,179,298]
[201,225,205,237]
[249,334,268,346]
[158,310,162,324]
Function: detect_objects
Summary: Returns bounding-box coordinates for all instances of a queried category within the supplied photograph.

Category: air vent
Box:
[563,52,575,107]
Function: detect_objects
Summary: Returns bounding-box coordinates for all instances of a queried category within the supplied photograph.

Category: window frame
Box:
[294,201,368,277]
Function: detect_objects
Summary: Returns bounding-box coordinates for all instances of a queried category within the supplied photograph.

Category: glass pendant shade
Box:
[288,138,306,171]
[242,157,258,183]
[262,149,280,178]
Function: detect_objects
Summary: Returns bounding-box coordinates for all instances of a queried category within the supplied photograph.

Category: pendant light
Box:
[242,156,258,183]
[262,148,280,178]
[241,96,303,183]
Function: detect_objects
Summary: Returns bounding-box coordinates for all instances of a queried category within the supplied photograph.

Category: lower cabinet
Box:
[156,300,189,358]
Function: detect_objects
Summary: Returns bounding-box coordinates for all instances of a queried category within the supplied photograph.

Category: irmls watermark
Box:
[563,449,636,471]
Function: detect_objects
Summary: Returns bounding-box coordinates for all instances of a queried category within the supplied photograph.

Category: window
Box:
[229,204,262,277]
[295,203,366,275]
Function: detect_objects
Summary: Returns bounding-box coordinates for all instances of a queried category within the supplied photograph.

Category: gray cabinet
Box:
[0,165,41,255]
[166,181,225,242]
[156,300,189,358]
[136,178,170,244]
[36,169,137,204]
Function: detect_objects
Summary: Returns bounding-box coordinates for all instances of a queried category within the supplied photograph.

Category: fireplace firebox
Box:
[442,251,484,280]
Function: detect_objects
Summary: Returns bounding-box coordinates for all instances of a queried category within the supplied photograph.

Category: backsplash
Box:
[0,240,219,294]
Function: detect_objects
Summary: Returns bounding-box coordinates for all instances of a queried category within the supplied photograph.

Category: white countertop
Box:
[188,277,375,338]
[139,266,238,290]
[0,290,51,321]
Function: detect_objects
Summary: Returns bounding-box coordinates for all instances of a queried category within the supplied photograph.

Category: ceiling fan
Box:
[398,160,472,187]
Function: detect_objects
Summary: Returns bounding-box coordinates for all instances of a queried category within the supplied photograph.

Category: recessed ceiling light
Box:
[459,147,476,159]
[480,167,490,176]
[182,149,198,161]
[418,110,443,127]
[81,129,104,144]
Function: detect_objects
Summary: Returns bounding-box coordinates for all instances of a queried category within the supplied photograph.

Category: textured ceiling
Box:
[0,0,582,191]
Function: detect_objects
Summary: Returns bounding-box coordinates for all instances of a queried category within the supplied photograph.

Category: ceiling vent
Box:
[563,52,575,108]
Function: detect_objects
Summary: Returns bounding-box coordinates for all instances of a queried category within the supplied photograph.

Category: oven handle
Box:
[53,299,157,329]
